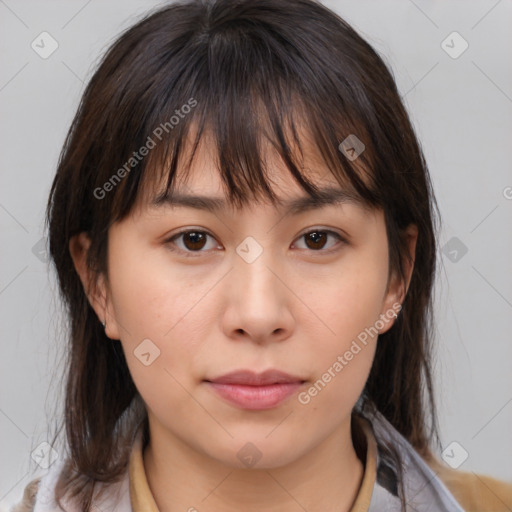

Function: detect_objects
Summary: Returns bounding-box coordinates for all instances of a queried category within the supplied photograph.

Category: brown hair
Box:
[46,0,440,509]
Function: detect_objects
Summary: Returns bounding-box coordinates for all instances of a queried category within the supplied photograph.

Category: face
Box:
[74,135,409,470]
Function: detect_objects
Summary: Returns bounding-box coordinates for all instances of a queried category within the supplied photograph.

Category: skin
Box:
[70,135,417,512]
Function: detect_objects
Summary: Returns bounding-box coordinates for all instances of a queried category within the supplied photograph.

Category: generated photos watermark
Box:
[298,302,402,405]
[93,97,198,200]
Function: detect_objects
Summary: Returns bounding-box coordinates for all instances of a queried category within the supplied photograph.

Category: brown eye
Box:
[294,229,345,252]
[304,231,328,250]
[182,231,207,250]
[166,230,220,256]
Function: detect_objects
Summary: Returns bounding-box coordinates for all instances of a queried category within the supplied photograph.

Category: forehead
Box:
[167,148,339,203]
[138,123,369,214]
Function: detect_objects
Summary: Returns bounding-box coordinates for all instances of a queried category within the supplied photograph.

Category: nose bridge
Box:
[223,234,293,342]
[234,234,281,306]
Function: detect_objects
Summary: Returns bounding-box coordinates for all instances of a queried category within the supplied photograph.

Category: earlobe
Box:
[378,224,418,334]
[69,233,121,340]
[391,223,418,306]
[69,233,108,327]
[378,273,404,335]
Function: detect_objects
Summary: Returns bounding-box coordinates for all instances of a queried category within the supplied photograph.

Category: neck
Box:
[143,416,365,512]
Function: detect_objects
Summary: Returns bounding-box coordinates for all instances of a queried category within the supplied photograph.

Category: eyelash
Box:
[164,228,347,258]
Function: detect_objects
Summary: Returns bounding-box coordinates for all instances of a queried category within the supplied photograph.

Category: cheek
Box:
[300,245,389,399]
[295,301,380,432]
[320,254,389,343]
[106,237,225,410]
[107,235,212,342]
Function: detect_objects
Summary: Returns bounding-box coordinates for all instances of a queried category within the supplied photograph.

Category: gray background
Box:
[1,0,511,507]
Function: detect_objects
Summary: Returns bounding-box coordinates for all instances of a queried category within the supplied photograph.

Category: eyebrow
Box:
[151,186,364,215]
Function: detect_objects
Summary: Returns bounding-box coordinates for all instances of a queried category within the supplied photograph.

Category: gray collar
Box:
[362,405,465,511]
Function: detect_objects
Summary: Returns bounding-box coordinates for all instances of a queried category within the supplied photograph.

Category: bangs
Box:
[99,3,385,222]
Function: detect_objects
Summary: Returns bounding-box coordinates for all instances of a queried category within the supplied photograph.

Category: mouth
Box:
[204,369,306,410]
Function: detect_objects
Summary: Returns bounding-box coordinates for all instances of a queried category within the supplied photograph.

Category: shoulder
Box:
[10,461,132,512]
[424,452,512,512]
[10,428,143,512]
[9,477,41,512]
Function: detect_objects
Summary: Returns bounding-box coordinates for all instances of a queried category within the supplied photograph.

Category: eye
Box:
[292,229,345,252]
[165,227,346,257]
[165,229,221,256]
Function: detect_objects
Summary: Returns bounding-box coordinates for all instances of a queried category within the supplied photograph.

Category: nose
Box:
[221,245,295,345]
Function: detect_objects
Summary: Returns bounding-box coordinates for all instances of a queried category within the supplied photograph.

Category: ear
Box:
[69,232,120,339]
[378,224,418,335]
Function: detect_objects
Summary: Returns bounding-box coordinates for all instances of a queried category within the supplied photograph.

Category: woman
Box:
[12,0,512,510]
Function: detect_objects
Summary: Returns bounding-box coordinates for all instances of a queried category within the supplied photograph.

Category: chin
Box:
[202,433,309,470]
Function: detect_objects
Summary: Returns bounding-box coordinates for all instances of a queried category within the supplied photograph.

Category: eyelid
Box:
[292,228,347,253]
[295,226,348,242]
[164,226,348,257]
[164,228,220,257]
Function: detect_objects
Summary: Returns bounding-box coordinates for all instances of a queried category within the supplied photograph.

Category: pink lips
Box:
[205,369,305,410]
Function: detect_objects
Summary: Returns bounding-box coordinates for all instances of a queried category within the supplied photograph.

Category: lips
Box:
[207,369,305,386]
[205,369,305,410]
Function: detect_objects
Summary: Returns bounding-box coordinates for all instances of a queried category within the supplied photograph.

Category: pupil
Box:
[307,231,326,250]
[185,232,206,250]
